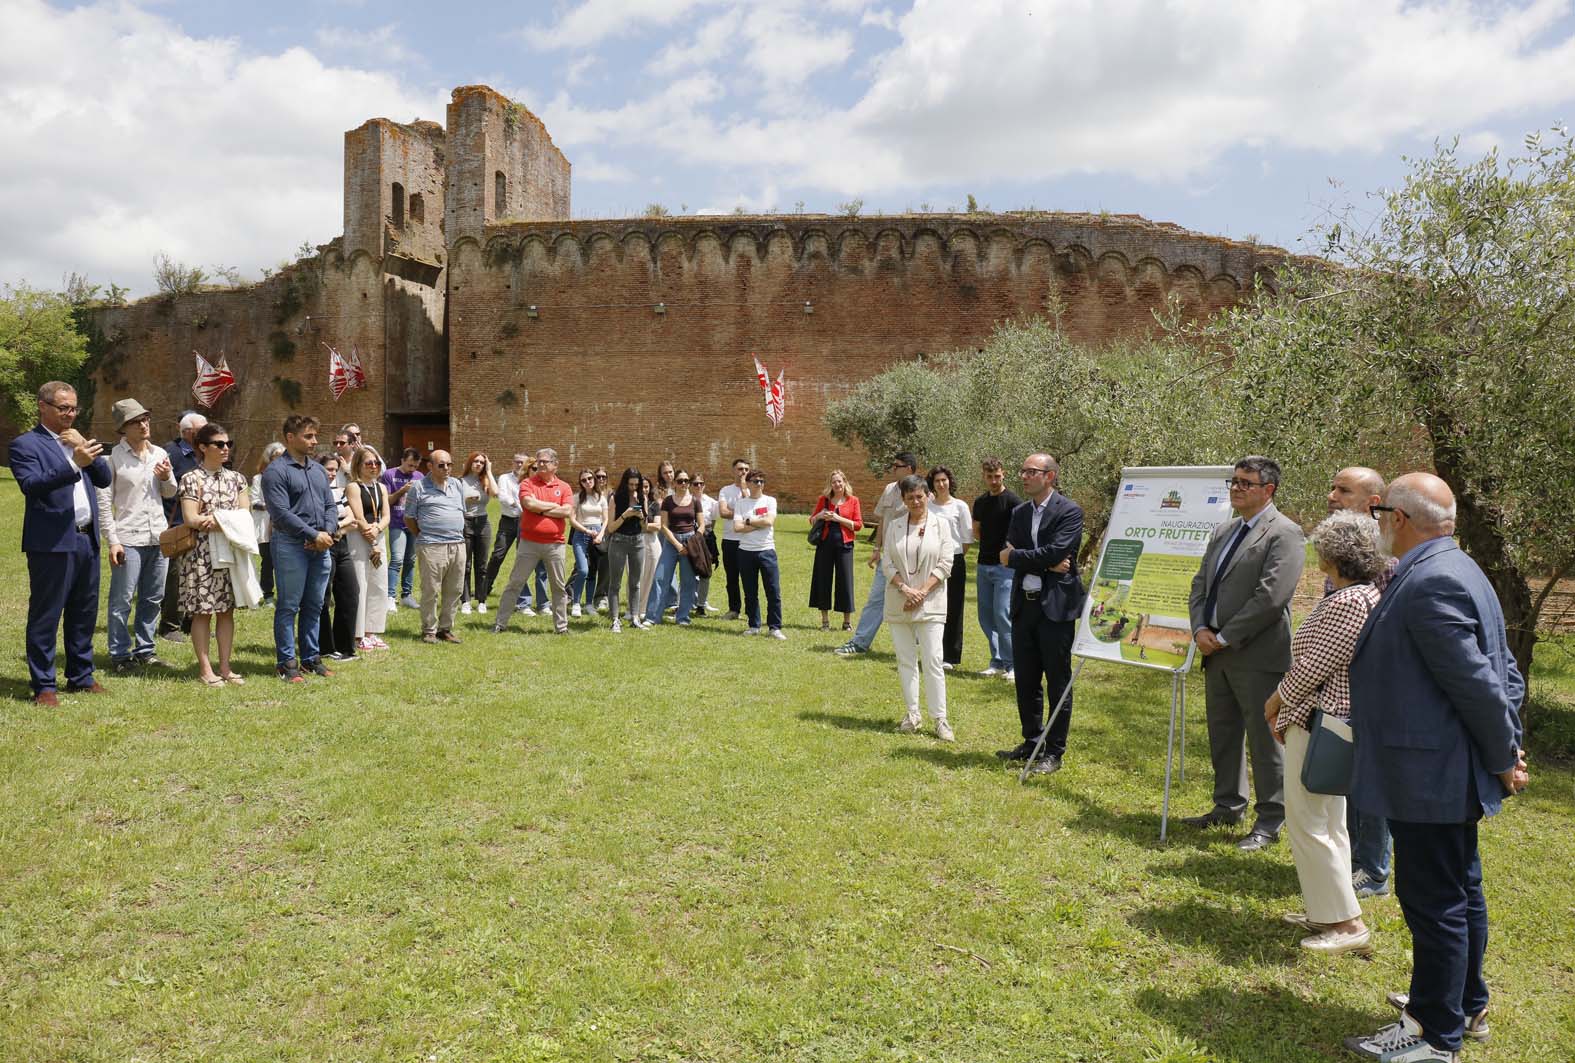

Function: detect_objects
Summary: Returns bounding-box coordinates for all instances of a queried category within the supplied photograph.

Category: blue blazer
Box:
[10,425,113,552]
[1006,491,1087,622]
[1348,537,1524,824]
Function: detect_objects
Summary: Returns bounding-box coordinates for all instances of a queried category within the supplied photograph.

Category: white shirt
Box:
[97,439,175,547]
[696,491,719,530]
[927,497,973,550]
[496,471,524,518]
[1022,491,1054,594]
[719,483,746,541]
[734,493,777,551]
[45,425,93,528]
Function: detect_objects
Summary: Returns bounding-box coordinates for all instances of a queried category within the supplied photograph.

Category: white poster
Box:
[1072,466,1234,673]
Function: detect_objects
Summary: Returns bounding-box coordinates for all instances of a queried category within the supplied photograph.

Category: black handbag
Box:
[1300,710,1355,795]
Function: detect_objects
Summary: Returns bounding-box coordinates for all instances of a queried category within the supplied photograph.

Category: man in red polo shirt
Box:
[491,447,574,634]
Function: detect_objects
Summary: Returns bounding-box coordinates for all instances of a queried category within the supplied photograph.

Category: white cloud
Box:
[525,0,720,50]
[0,0,444,296]
[313,23,420,67]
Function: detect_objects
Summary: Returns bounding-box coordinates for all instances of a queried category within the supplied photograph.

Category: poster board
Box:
[1072,466,1234,673]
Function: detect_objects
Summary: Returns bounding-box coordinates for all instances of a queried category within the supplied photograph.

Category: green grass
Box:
[2,471,1573,1061]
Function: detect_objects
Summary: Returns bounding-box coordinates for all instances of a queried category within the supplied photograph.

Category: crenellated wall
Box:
[446,213,1286,504]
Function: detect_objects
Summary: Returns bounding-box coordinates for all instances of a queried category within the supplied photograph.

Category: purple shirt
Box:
[381,466,423,529]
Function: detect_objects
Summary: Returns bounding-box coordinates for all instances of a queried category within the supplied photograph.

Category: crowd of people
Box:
[13,381,1531,1062]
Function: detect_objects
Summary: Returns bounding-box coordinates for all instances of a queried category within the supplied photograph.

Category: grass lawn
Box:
[3,471,1573,1061]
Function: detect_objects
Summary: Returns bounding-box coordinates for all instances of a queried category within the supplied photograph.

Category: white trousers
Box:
[1283,725,1361,923]
[635,532,661,617]
[890,619,947,722]
[346,530,387,636]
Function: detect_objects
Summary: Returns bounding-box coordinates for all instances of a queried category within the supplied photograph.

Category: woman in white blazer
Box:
[882,474,956,739]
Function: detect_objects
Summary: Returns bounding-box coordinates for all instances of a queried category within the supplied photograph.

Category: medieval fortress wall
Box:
[82,86,1282,504]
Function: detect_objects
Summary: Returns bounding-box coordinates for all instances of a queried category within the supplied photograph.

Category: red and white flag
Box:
[767,369,785,427]
[192,352,236,408]
[326,343,367,401]
[752,354,770,394]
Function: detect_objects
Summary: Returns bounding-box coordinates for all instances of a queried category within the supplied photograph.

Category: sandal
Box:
[222,673,246,686]
[841,621,853,631]
[200,674,225,687]
[820,620,830,631]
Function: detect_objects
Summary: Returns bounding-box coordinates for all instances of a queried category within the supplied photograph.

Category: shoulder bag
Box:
[159,522,196,559]
[1300,710,1355,795]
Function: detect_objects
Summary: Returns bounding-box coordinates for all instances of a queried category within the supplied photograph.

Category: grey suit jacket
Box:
[1187,502,1305,672]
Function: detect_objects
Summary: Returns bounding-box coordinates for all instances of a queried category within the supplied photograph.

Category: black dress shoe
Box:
[1237,829,1281,852]
[1179,809,1244,829]
[1028,753,1063,776]
[995,741,1036,761]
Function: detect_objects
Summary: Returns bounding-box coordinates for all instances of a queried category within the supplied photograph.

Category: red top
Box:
[810,494,863,545]
[518,475,573,543]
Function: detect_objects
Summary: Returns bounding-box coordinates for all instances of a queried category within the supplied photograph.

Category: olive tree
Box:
[0,283,91,430]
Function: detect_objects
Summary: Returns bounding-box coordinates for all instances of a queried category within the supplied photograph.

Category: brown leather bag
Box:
[159,523,196,559]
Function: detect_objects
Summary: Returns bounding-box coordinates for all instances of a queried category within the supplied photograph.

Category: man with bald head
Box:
[1343,472,1527,1062]
[1327,466,1396,899]
[404,449,467,643]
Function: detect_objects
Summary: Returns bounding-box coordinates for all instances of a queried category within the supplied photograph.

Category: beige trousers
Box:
[347,530,387,636]
[890,619,947,723]
[1283,725,1361,923]
[494,539,569,632]
[418,541,465,635]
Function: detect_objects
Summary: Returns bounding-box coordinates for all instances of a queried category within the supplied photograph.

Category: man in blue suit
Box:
[996,453,1086,776]
[1343,473,1528,1063]
[10,381,114,705]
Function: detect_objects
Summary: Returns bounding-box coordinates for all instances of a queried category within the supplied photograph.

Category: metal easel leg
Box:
[1160,670,1181,841]
[1017,657,1087,784]
[1178,669,1186,786]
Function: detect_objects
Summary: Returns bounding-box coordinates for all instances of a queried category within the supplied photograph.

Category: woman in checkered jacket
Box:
[1264,510,1385,958]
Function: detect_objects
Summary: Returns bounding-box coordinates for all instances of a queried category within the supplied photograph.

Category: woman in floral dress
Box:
[179,422,249,686]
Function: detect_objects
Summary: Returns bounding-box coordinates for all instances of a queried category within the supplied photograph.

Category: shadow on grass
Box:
[1134,984,1382,1063]
[887,744,1004,770]
[1057,789,1220,851]
[1156,849,1302,899]
[1128,898,1300,967]
[797,710,894,734]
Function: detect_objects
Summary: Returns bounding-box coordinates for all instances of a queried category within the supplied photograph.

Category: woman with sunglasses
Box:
[346,446,391,651]
[458,451,496,615]
[645,469,702,626]
[592,468,612,612]
[178,422,250,686]
[605,467,650,632]
[567,468,605,617]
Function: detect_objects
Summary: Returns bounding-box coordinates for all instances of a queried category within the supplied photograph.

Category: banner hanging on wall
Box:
[1072,466,1234,672]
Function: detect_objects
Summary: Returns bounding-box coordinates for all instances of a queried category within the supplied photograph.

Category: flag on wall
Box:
[750,354,786,427]
[326,343,367,401]
[192,352,236,408]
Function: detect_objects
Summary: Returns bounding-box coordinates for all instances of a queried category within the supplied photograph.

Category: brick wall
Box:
[446,213,1283,506]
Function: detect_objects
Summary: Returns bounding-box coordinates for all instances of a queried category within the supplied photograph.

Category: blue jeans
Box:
[849,558,886,649]
[107,544,167,661]
[387,525,416,598]
[646,532,697,624]
[272,537,331,667]
[569,527,602,605]
[975,562,1015,670]
[518,561,548,608]
[1348,805,1392,884]
[739,548,781,631]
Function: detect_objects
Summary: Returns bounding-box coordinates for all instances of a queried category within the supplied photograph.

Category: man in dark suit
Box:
[1184,455,1306,851]
[996,453,1085,776]
[1342,473,1526,1063]
[10,381,114,705]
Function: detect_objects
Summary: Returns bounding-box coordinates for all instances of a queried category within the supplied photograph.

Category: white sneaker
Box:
[1343,1011,1458,1061]
[941,662,954,671]
[742,627,761,636]
[571,603,582,618]
[769,629,786,640]
[387,596,398,612]
[401,595,419,609]
[460,601,472,614]
[978,666,1000,677]
[594,599,608,613]
[1387,993,1488,1042]
[1002,669,1015,681]
[935,719,955,742]
[897,711,920,733]
[518,606,536,618]
[477,602,487,614]
[610,619,622,633]
[1300,925,1373,957]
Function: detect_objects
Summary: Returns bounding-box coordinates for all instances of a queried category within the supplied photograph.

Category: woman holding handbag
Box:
[1264,509,1384,957]
[347,446,391,651]
[808,469,862,631]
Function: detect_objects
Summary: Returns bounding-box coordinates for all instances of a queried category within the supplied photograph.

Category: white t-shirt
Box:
[697,492,719,529]
[735,493,777,552]
[928,497,973,549]
[719,483,747,541]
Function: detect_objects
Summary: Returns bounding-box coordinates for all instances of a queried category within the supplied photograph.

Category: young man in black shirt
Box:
[971,457,1020,678]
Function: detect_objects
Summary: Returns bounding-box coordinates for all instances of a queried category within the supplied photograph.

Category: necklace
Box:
[904,516,927,578]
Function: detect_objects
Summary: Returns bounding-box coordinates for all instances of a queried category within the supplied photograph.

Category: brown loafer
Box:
[65,681,108,694]
[33,690,60,707]
[437,630,462,644]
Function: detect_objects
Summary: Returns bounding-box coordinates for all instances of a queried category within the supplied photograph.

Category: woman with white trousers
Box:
[882,474,956,740]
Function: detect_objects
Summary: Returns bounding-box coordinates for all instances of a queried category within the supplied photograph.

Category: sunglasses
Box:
[206,440,233,449]
[676,477,691,484]
[581,476,594,482]
[435,461,452,468]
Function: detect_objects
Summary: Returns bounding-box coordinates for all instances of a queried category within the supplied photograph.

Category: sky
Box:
[5,0,1575,297]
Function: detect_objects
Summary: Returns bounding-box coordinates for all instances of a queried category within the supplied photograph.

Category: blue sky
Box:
[6,0,1575,295]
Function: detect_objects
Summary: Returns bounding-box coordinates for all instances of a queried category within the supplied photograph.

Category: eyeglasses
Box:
[1224,478,1265,490]
[1369,504,1408,520]
[676,477,691,484]
[44,401,79,414]
[207,440,233,449]
[581,476,594,482]
[1020,466,1049,476]
[435,461,452,468]
[748,477,766,484]
[595,473,607,479]
[693,480,705,486]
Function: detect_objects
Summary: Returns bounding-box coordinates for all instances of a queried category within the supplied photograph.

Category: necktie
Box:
[1203,522,1249,629]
